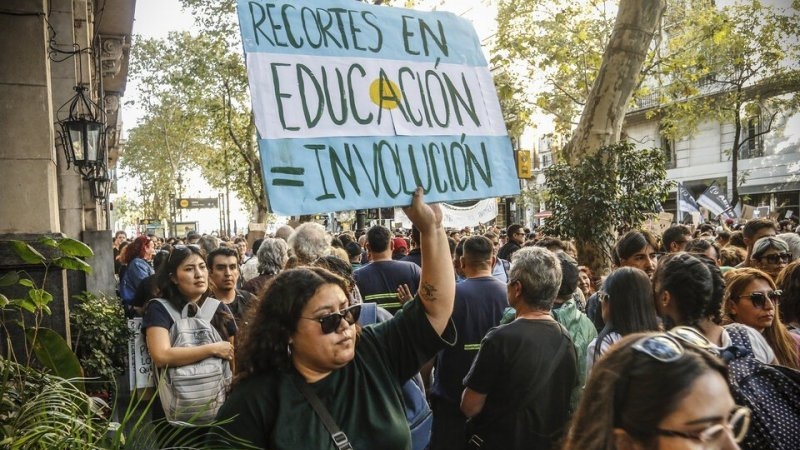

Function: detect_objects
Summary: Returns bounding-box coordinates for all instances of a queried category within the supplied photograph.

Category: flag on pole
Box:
[696,184,735,219]
[677,182,700,222]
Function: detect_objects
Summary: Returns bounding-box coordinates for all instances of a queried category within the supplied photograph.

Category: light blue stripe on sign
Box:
[237,0,487,66]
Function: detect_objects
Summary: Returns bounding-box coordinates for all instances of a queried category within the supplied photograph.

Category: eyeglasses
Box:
[655,405,751,445]
[301,304,361,334]
[736,290,782,309]
[597,291,610,304]
[756,253,791,264]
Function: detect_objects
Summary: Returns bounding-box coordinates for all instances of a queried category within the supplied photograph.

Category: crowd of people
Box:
[109,204,800,450]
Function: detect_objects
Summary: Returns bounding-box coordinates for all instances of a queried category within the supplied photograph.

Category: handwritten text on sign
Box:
[237,0,519,215]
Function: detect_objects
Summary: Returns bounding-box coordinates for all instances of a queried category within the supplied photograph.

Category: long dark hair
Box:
[152,245,234,340]
[563,332,728,450]
[595,267,659,361]
[233,267,350,385]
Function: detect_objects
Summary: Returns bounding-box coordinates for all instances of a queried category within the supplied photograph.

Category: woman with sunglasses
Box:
[213,188,455,449]
[586,267,659,375]
[750,236,791,281]
[723,268,800,369]
[564,331,750,450]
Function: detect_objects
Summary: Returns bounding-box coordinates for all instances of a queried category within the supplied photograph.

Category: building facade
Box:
[0,0,135,343]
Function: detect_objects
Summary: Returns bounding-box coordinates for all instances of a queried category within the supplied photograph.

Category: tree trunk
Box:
[563,0,666,165]
[562,0,665,275]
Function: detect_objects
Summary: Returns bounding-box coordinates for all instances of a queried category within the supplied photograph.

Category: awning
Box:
[738,181,800,195]
[533,210,552,219]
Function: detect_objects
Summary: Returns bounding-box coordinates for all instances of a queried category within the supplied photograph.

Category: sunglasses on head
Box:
[302,304,362,334]
[757,253,791,264]
[632,326,722,362]
[736,290,782,308]
[624,329,751,443]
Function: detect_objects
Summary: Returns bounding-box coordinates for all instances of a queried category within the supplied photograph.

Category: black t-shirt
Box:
[432,276,508,404]
[464,319,577,450]
[213,298,457,450]
[496,241,521,261]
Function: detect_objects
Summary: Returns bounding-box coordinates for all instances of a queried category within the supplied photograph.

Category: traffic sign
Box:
[175,197,219,209]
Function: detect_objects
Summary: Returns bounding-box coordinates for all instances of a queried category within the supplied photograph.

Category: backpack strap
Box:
[155,298,182,323]
[195,298,221,322]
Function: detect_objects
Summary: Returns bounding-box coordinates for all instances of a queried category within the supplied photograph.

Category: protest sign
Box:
[237,0,520,215]
[128,318,154,390]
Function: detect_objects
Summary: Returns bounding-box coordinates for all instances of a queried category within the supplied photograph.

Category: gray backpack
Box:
[154,298,232,425]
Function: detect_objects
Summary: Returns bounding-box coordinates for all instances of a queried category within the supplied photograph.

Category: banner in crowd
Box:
[696,184,736,219]
[236,0,519,215]
[394,198,497,229]
[677,182,700,219]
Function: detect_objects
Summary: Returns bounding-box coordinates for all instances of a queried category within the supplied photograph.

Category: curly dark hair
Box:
[233,267,350,386]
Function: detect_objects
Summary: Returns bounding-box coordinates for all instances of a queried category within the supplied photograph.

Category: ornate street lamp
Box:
[56,85,106,179]
[88,165,110,201]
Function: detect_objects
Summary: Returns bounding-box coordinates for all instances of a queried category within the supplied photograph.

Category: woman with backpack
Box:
[213,188,455,450]
[563,331,749,450]
[142,245,237,444]
[585,267,660,375]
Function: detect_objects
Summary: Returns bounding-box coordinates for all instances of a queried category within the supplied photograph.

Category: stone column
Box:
[0,0,61,234]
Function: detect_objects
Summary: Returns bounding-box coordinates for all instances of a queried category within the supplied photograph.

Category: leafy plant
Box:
[0,237,93,382]
[542,141,672,273]
[71,292,133,395]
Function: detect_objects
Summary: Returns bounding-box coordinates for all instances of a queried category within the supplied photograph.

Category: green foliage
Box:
[0,358,105,449]
[494,0,615,134]
[70,292,132,395]
[127,1,269,223]
[542,141,672,264]
[1,237,94,368]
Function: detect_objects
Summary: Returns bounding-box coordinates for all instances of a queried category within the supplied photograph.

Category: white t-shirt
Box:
[722,323,776,364]
[585,331,622,378]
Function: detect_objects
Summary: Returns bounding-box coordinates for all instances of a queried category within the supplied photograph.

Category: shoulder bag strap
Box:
[293,376,355,450]
[525,331,570,401]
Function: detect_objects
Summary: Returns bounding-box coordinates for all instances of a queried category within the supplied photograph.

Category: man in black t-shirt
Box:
[430,236,508,450]
[462,246,577,450]
[207,247,256,323]
[496,224,524,261]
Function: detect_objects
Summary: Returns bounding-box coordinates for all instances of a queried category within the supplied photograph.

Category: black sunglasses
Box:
[737,290,782,309]
[757,253,791,264]
[302,304,362,334]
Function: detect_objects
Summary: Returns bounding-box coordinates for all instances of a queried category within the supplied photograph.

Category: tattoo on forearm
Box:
[421,282,437,301]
